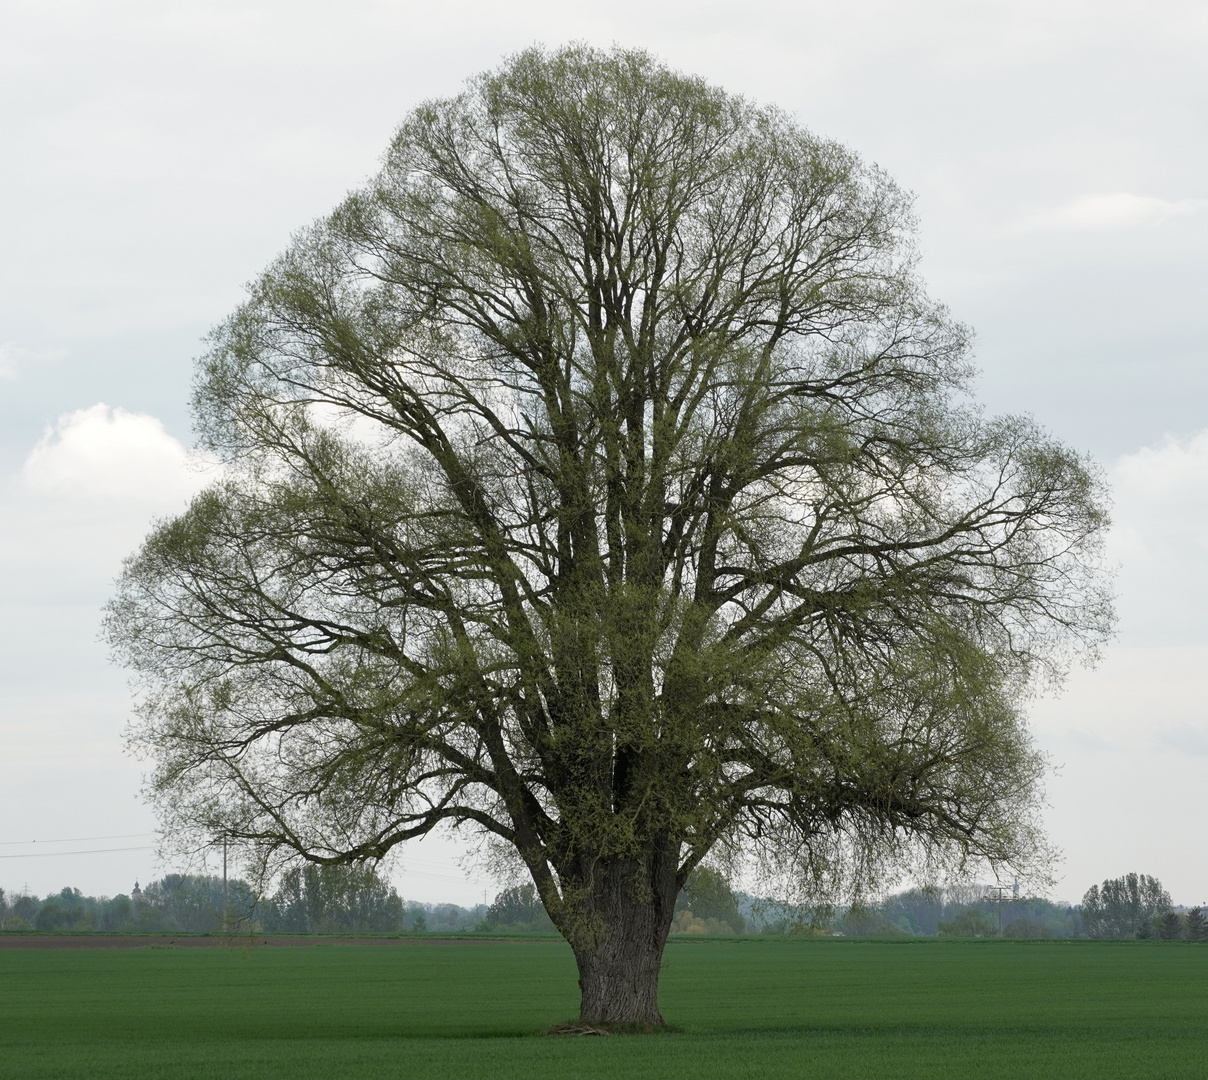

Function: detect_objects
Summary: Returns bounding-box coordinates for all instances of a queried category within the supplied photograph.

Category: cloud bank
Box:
[22,404,207,505]
[1111,430,1208,567]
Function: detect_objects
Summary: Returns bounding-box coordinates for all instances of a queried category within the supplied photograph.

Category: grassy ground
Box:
[2,936,1207,1079]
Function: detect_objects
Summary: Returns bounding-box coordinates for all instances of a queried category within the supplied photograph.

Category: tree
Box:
[105,45,1111,1026]
[481,883,556,931]
[144,873,257,932]
[262,863,404,933]
[937,906,998,937]
[1081,874,1172,939]
[1186,906,1207,941]
[673,866,744,934]
[1159,911,1183,940]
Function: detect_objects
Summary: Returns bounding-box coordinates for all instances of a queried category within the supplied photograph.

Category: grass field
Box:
[2,936,1207,1079]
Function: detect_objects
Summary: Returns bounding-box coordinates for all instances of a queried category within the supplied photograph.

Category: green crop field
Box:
[2,936,1207,1079]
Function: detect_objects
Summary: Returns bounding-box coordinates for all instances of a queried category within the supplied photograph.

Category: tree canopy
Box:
[1081,873,1171,939]
[106,44,1112,1025]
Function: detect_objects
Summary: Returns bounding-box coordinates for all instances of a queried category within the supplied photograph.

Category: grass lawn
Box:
[2,936,1206,1078]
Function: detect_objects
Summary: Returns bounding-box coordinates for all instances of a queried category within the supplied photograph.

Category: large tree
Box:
[1081,873,1171,939]
[106,46,1111,1026]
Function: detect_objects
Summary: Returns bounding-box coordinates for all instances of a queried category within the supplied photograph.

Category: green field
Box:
[2,936,1207,1079]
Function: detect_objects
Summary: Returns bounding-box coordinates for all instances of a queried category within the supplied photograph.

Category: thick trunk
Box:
[566,858,675,1027]
[573,914,666,1026]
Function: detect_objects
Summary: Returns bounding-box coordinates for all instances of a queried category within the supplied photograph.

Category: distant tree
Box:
[674,868,745,935]
[1159,911,1183,941]
[833,904,907,937]
[1002,916,1052,939]
[263,864,404,933]
[33,888,93,932]
[33,900,66,932]
[138,904,168,931]
[482,884,556,932]
[98,894,136,932]
[860,886,1078,938]
[937,907,998,937]
[883,887,946,936]
[143,875,244,931]
[140,874,260,931]
[7,893,35,926]
[1081,874,1172,939]
[1185,906,1207,941]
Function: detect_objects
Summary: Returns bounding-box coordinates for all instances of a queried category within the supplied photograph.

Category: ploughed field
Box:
[1,936,1206,1079]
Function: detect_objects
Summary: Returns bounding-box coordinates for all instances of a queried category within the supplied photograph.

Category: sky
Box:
[1,0,1205,909]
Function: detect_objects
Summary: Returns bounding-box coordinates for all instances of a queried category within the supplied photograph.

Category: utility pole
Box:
[988,885,1011,935]
[222,837,228,929]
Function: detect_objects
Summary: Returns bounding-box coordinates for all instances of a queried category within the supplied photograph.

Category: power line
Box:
[0,845,154,860]
[0,837,485,884]
[0,833,153,847]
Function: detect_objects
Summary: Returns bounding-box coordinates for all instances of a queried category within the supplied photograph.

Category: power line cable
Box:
[0,833,153,847]
[0,845,155,860]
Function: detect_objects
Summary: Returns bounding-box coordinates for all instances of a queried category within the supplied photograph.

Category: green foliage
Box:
[144,874,259,931]
[938,906,999,937]
[1082,874,1172,939]
[480,884,556,932]
[834,904,907,937]
[419,903,485,933]
[1,872,385,935]
[673,868,745,935]
[8,892,43,926]
[4,940,1208,1078]
[835,886,1077,938]
[1186,907,1207,941]
[0,885,184,934]
[106,44,1111,898]
[262,864,404,933]
[103,43,1113,1021]
[1159,912,1185,941]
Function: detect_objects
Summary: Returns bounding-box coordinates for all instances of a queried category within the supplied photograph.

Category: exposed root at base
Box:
[547,1021,669,1036]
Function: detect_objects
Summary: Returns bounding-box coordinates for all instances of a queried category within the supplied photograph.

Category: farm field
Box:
[1,936,1206,1079]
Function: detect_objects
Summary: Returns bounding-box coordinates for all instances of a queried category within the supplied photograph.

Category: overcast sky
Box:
[2,0,1206,909]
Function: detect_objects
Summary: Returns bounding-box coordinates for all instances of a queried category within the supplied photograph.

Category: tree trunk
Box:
[566,859,675,1027]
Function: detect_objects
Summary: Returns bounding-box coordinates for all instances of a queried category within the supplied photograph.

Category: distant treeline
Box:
[740,873,1207,941]
[823,886,1079,939]
[2,868,1203,940]
[0,868,484,935]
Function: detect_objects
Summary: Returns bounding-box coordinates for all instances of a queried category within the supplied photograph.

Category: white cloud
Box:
[1,405,217,619]
[1115,429,1208,498]
[1014,192,1207,233]
[22,403,207,504]
[1111,430,1208,559]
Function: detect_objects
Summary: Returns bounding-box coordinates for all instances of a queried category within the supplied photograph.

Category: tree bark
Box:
[567,860,675,1027]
